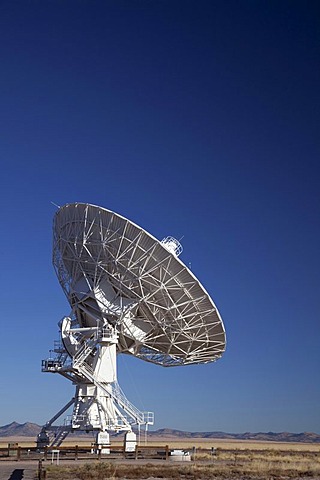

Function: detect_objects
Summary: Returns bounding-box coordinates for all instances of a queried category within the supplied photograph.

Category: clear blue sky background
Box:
[0,0,319,434]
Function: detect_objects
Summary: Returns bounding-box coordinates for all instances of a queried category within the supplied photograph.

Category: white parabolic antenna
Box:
[38,203,226,450]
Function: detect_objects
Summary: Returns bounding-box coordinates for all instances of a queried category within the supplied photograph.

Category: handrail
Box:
[77,362,152,425]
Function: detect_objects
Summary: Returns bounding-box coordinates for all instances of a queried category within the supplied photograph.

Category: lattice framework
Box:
[53,203,226,367]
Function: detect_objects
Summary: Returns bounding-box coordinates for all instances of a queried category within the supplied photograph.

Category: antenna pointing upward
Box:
[37,203,226,452]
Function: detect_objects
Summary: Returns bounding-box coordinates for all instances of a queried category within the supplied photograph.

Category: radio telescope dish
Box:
[37,203,226,451]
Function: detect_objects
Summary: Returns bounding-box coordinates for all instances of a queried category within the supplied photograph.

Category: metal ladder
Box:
[50,426,71,447]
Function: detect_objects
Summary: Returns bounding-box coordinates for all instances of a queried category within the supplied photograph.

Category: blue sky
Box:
[0,0,319,434]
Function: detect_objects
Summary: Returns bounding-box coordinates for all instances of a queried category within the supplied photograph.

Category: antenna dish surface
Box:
[53,203,226,367]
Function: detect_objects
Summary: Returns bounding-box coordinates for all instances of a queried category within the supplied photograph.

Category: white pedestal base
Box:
[124,431,137,452]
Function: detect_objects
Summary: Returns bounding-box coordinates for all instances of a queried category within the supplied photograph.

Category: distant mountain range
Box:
[0,422,41,437]
[1,422,319,443]
[148,428,320,443]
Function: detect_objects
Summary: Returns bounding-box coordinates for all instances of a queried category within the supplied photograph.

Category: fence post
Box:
[38,459,43,480]
[38,460,41,480]
[192,446,196,462]
[211,447,216,463]
[17,446,21,461]
[165,445,169,461]
[75,445,78,461]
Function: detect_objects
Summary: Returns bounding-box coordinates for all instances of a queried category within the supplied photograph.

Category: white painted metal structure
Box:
[38,203,226,448]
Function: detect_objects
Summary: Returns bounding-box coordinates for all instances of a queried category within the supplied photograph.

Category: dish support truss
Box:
[38,317,154,448]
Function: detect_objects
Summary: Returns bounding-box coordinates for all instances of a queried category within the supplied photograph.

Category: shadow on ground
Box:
[8,469,24,480]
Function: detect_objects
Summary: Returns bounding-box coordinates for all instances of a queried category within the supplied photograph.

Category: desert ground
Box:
[1,436,319,479]
[1,435,320,451]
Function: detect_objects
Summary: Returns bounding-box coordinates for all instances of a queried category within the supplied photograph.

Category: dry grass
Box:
[45,455,320,480]
[157,438,320,452]
[42,447,320,479]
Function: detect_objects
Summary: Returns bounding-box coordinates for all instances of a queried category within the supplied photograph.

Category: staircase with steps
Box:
[39,322,153,448]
